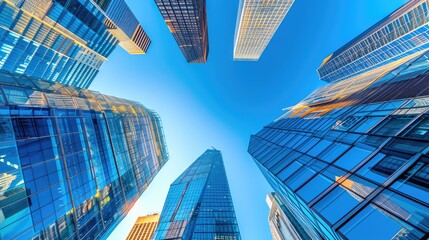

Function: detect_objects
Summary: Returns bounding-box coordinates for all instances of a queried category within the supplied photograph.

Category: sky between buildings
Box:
[92,0,408,239]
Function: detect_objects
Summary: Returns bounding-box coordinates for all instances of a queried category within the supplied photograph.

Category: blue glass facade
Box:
[152,149,241,239]
[0,0,150,88]
[0,70,168,240]
[249,38,429,240]
[317,0,429,83]
[249,1,429,239]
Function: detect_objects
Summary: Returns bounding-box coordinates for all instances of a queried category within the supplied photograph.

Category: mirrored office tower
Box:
[0,70,168,239]
[234,0,294,61]
[317,0,429,83]
[0,0,151,88]
[250,50,429,239]
[152,149,241,239]
[154,0,209,63]
[248,36,429,240]
[249,2,429,239]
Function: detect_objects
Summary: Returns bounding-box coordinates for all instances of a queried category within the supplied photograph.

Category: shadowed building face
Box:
[154,0,209,63]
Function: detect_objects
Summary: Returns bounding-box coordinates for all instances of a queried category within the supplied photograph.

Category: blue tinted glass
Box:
[371,116,414,136]
[356,153,408,183]
[308,140,332,157]
[278,161,303,182]
[391,157,429,203]
[374,190,429,232]
[334,147,372,171]
[318,142,349,163]
[352,116,384,133]
[340,204,424,240]
[297,174,333,203]
[403,116,429,140]
[313,186,362,224]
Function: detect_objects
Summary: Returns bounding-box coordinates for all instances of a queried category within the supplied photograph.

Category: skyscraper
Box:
[0,70,169,240]
[152,149,241,239]
[266,193,311,240]
[0,0,151,88]
[248,2,429,239]
[154,0,209,63]
[126,214,160,240]
[233,0,295,61]
[317,0,429,83]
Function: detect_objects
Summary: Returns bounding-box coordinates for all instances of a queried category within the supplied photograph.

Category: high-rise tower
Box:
[126,214,160,240]
[152,149,241,239]
[154,0,209,63]
[249,1,429,239]
[234,0,295,61]
[317,0,429,83]
[0,70,168,240]
[0,0,151,88]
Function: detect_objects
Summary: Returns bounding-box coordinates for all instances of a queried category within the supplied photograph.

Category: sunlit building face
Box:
[0,70,168,240]
[153,149,241,240]
[249,1,429,239]
[234,0,295,61]
[317,0,429,83]
[0,0,150,88]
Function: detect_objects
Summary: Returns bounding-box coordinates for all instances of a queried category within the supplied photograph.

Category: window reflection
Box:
[356,151,410,184]
[402,115,429,140]
[313,176,376,225]
[340,204,424,240]
[374,190,429,233]
[391,156,429,204]
[334,147,372,171]
[370,116,415,136]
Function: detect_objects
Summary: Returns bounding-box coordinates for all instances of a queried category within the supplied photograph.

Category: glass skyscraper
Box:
[0,70,168,240]
[154,0,209,63]
[152,149,241,239]
[266,192,311,240]
[317,0,429,83]
[233,0,295,61]
[248,2,429,239]
[0,0,151,88]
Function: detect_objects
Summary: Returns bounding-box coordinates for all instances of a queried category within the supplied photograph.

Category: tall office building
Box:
[0,0,151,88]
[249,1,429,239]
[126,214,160,240]
[0,70,169,239]
[266,193,311,240]
[154,0,209,63]
[317,0,429,83]
[233,0,294,61]
[152,149,241,239]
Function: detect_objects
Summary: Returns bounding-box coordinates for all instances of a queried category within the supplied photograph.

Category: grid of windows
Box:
[154,0,209,63]
[152,149,241,239]
[0,0,150,88]
[233,0,295,61]
[249,47,429,239]
[267,192,312,240]
[0,70,169,240]
[126,214,160,240]
[318,0,429,83]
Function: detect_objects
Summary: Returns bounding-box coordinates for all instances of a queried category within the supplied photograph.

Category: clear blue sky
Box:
[94,0,408,239]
